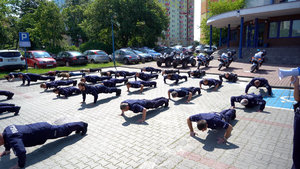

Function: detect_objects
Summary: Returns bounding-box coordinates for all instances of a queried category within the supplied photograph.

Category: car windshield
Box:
[69,52,82,56]
[123,50,135,55]
[0,52,21,58]
[147,49,156,53]
[95,51,107,55]
[33,52,51,58]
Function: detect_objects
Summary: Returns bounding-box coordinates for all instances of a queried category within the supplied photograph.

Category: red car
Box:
[25,50,57,69]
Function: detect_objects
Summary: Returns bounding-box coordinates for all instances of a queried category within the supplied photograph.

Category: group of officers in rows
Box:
[0,66,278,169]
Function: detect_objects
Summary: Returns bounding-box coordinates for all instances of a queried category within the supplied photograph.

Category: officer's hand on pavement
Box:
[9,164,20,169]
[80,101,85,104]
[0,150,10,157]
[137,119,145,123]
[217,137,226,144]
[230,106,235,109]
[190,132,197,137]
[258,110,262,112]
[185,100,190,103]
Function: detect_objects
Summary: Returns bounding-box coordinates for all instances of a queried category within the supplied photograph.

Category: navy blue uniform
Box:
[80,68,102,73]
[102,78,128,87]
[20,73,55,86]
[189,109,236,129]
[135,73,158,81]
[45,80,77,89]
[121,97,168,113]
[245,77,272,95]
[0,90,14,99]
[69,72,85,77]
[82,84,121,103]
[0,103,20,115]
[164,74,187,84]
[115,71,136,78]
[101,70,115,76]
[219,73,238,82]
[6,72,19,80]
[187,70,205,78]
[141,67,161,74]
[231,93,266,111]
[293,102,300,169]
[168,87,201,97]
[47,71,68,76]
[57,87,81,98]
[163,69,180,74]
[127,81,156,88]
[200,78,222,88]
[2,122,87,168]
[84,75,112,84]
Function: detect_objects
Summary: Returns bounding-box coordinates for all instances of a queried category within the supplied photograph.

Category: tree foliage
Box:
[81,0,168,49]
[200,0,245,45]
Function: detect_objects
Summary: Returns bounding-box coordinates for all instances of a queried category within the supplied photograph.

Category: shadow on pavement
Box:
[0,112,15,120]
[192,120,239,152]
[253,69,276,75]
[167,81,186,86]
[25,134,85,167]
[78,95,118,110]
[127,87,154,95]
[121,107,170,126]
[218,66,243,72]
[0,99,8,102]
[173,94,201,105]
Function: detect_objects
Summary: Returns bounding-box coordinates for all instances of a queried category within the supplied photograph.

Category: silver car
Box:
[114,49,140,64]
[83,50,110,63]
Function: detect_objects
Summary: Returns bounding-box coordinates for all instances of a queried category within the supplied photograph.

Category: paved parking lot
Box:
[0,67,294,169]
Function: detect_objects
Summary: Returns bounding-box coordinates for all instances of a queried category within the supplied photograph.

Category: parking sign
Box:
[19,32,31,47]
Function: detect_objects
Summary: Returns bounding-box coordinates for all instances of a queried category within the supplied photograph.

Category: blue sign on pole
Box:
[19,32,31,48]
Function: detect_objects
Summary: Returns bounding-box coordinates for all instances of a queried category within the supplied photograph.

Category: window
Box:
[292,20,300,37]
[279,21,290,37]
[269,22,278,38]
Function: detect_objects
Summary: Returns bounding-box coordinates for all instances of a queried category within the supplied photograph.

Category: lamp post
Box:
[111,15,116,69]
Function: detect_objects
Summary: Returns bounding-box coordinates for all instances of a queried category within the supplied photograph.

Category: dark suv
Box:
[55,51,88,66]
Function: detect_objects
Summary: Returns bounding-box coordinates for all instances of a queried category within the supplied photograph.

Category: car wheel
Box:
[66,61,70,67]
[157,61,162,67]
[123,58,129,64]
[91,59,95,64]
[191,60,196,67]
[173,62,177,68]
[182,62,187,68]
[34,64,38,69]
[165,60,172,67]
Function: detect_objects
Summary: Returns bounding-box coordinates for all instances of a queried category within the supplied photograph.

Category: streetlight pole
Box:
[111,16,116,69]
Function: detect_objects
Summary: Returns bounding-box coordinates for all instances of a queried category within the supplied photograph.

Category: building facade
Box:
[205,0,300,55]
[158,0,194,46]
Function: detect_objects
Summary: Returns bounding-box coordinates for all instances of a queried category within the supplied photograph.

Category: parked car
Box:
[139,48,162,60]
[114,49,139,64]
[83,50,110,63]
[131,49,152,62]
[0,50,25,70]
[25,50,57,69]
[54,51,88,66]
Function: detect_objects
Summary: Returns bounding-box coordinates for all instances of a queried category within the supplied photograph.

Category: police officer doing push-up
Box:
[53,87,81,98]
[245,77,272,96]
[19,73,55,86]
[187,70,206,78]
[168,87,201,103]
[219,72,238,82]
[78,82,121,104]
[4,72,19,81]
[120,97,169,123]
[0,103,21,116]
[230,93,266,112]
[101,78,128,87]
[0,90,14,100]
[58,72,85,80]
[187,109,236,144]
[126,81,156,93]
[40,80,77,90]
[135,72,158,81]
[115,71,136,78]
[0,121,88,169]
[199,78,222,90]
[81,75,112,84]
[141,67,161,74]
[161,69,180,75]
[164,74,187,84]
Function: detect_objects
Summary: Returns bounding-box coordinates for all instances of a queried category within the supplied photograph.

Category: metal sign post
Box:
[19,32,31,71]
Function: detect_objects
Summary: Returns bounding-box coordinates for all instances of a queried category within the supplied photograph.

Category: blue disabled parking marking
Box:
[264,88,296,110]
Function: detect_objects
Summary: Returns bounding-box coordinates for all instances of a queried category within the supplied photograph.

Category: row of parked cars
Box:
[0,47,163,70]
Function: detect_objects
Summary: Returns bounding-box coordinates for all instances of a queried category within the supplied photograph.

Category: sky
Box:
[194,0,201,42]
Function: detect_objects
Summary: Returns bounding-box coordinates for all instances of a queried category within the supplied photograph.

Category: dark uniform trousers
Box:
[145,97,168,109]
[129,81,156,88]
[164,75,187,84]
[218,109,236,123]
[188,87,201,95]
[292,102,300,169]
[0,90,14,99]
[0,103,20,113]
[103,78,128,87]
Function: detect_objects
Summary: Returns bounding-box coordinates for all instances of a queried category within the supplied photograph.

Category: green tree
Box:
[200,0,245,45]
[81,0,168,49]
[62,0,89,46]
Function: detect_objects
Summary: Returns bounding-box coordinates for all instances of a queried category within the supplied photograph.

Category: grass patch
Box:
[0,62,123,78]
